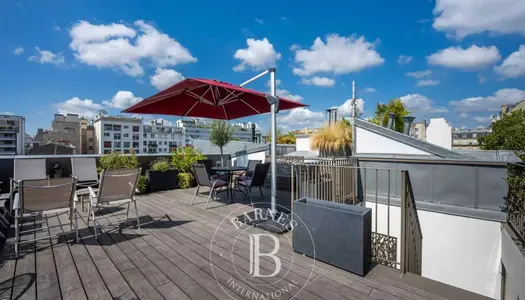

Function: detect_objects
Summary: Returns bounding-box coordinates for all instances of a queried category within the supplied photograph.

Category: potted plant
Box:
[171,146,207,189]
[98,149,148,194]
[146,158,179,192]
[311,119,352,157]
[209,120,234,166]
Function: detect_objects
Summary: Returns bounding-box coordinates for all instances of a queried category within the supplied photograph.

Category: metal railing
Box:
[507,163,525,241]
[400,171,423,275]
[291,163,423,275]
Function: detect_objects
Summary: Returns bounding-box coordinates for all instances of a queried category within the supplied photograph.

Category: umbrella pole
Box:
[269,68,277,214]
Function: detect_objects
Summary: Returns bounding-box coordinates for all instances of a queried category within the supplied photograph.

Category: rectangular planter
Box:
[146,170,179,192]
[292,197,372,276]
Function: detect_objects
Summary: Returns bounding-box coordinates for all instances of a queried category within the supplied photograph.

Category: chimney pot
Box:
[387,113,396,129]
[402,116,416,135]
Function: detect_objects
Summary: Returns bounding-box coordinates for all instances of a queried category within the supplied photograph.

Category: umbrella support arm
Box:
[239,68,278,214]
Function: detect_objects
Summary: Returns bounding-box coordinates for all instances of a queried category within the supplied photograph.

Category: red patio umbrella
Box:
[122,78,307,119]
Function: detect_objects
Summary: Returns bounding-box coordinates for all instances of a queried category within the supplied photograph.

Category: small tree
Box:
[369,98,410,133]
[479,110,525,161]
[209,120,234,166]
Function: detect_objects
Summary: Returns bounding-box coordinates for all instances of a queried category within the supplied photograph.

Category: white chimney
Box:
[426,118,452,149]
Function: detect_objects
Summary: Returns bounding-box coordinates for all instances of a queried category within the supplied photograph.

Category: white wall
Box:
[366,201,502,299]
[501,225,525,300]
[426,118,452,150]
[356,127,431,155]
[232,150,267,167]
[295,135,312,152]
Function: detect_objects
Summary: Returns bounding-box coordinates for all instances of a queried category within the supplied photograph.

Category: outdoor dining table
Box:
[211,166,248,202]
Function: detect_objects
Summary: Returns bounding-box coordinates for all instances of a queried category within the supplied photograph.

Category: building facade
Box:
[143,120,185,154]
[176,118,258,143]
[34,114,82,152]
[409,120,427,141]
[0,115,25,155]
[452,127,492,150]
[426,118,452,150]
[80,118,96,154]
[93,116,143,154]
[492,100,525,122]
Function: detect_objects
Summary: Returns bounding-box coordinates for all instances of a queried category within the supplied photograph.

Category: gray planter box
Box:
[292,197,372,276]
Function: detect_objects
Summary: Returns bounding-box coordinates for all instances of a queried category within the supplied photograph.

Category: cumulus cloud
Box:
[450,88,525,113]
[478,74,488,83]
[362,87,376,93]
[55,97,103,119]
[338,98,365,117]
[400,94,448,114]
[1,112,14,115]
[397,55,413,65]
[14,47,24,55]
[150,68,185,90]
[276,89,303,101]
[233,38,281,72]
[102,91,143,109]
[405,70,432,79]
[427,45,501,70]
[28,47,65,65]
[473,115,493,124]
[300,76,336,87]
[278,108,325,129]
[494,45,525,78]
[292,34,384,76]
[69,20,196,77]
[432,0,525,39]
[417,79,440,87]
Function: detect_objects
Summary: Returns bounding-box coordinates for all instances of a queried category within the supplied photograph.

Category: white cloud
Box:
[417,79,440,87]
[400,94,448,114]
[397,55,413,65]
[102,91,143,109]
[69,20,196,77]
[478,74,487,83]
[278,108,325,129]
[1,112,14,115]
[255,18,265,25]
[265,79,282,88]
[150,68,185,90]
[450,88,525,113]
[55,97,103,119]
[459,112,468,118]
[494,45,525,78]
[427,45,501,70]
[405,70,432,79]
[362,87,376,93]
[53,25,61,31]
[14,47,24,55]
[28,47,65,65]
[338,98,365,117]
[432,0,525,39]
[292,34,384,76]
[233,38,281,72]
[276,89,303,101]
[300,76,336,87]
[473,115,493,123]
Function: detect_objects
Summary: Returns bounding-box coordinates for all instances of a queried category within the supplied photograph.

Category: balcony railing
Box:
[291,163,423,275]
[506,163,525,241]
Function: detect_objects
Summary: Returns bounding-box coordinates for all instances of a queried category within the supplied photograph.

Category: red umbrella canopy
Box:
[122,78,307,120]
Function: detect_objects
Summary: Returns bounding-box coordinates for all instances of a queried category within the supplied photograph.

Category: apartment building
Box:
[0,115,25,155]
[492,100,525,122]
[176,118,258,143]
[452,127,492,150]
[93,116,142,154]
[410,120,427,141]
[34,114,82,151]
[143,119,185,154]
[80,118,96,154]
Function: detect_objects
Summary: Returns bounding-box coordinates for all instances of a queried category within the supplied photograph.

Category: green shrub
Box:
[99,150,139,171]
[177,172,193,189]
[137,175,148,194]
[150,158,172,172]
[171,146,207,173]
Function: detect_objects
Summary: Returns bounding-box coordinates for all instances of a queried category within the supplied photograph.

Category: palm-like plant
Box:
[311,120,352,157]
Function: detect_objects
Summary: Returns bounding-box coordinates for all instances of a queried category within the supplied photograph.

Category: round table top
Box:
[211,166,248,172]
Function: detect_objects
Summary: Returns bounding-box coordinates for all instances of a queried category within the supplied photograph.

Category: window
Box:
[123,133,129,138]
[462,134,467,138]
[143,141,147,146]
[133,126,140,132]
[472,133,477,138]
[104,141,111,148]
[133,142,139,148]
[164,141,167,145]
[104,124,113,131]
[104,149,111,154]
[414,128,419,132]
[143,133,147,138]
[135,150,140,154]
[114,133,121,140]
[124,149,130,154]
[124,142,130,148]
[104,132,110,137]
[114,141,122,148]
[124,125,129,129]
[113,125,121,131]
[133,134,139,140]
[143,148,147,153]
[150,133,155,138]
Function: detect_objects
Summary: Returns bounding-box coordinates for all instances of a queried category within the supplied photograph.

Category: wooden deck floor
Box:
[0,188,488,300]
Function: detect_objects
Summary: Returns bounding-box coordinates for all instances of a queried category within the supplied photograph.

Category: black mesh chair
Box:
[191,164,228,210]
[235,163,270,208]
[197,159,224,180]
[236,159,262,182]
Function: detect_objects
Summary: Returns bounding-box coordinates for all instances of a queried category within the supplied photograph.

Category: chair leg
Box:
[74,209,79,243]
[191,186,200,205]
[133,200,140,229]
[247,188,254,209]
[205,183,216,210]
[14,211,19,257]
[126,202,131,220]
[90,204,98,240]
[259,186,263,196]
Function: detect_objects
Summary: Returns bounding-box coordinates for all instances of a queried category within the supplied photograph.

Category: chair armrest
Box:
[87,186,97,198]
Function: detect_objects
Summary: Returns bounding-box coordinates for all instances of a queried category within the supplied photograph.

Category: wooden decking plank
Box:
[34,216,61,300]
[12,218,37,300]
[156,282,191,300]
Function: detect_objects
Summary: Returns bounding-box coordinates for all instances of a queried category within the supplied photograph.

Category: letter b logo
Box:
[249,234,281,277]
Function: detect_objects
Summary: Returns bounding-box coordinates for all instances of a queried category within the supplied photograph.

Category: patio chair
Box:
[13,177,78,257]
[236,159,262,182]
[10,159,47,214]
[197,159,225,180]
[86,168,141,240]
[235,163,270,208]
[191,164,227,210]
[71,157,99,211]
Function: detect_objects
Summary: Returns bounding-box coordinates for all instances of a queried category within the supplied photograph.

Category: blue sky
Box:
[1,0,524,134]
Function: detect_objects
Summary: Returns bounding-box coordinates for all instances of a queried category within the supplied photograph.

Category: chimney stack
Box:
[387,113,396,129]
[326,107,339,126]
[402,116,416,135]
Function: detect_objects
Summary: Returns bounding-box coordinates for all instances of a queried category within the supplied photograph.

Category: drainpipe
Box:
[403,116,416,135]
[387,113,396,129]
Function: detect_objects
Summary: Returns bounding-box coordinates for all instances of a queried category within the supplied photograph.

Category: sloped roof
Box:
[355,118,474,160]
